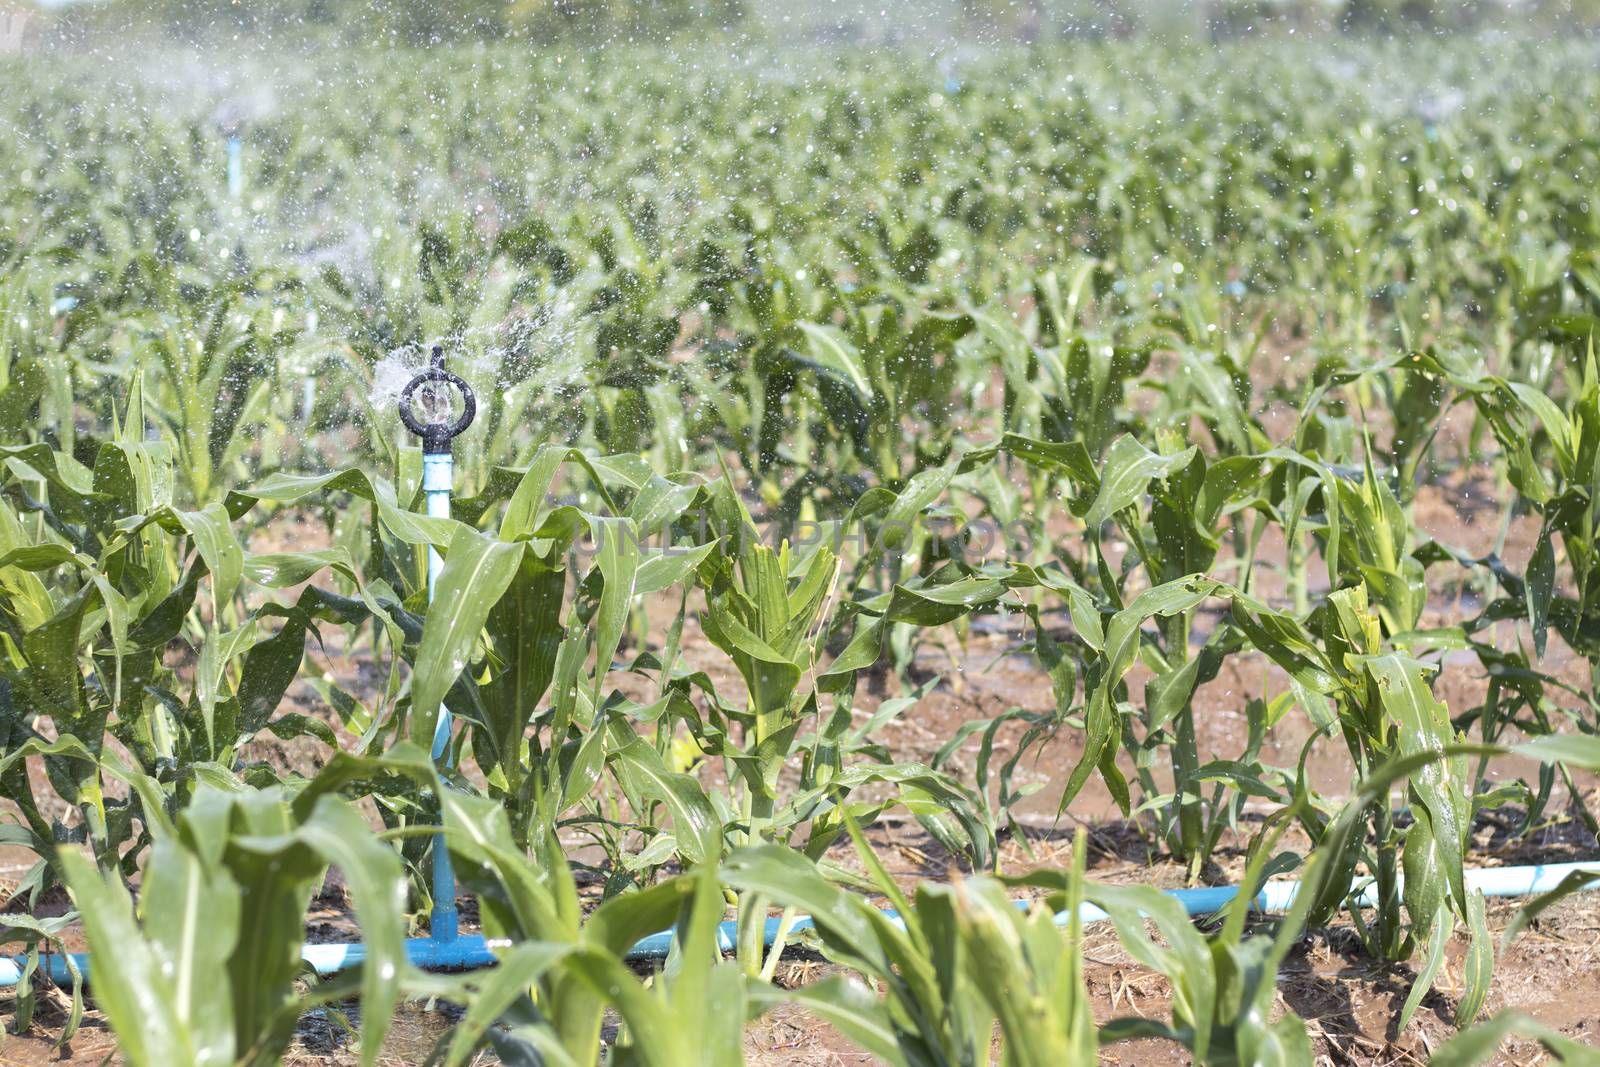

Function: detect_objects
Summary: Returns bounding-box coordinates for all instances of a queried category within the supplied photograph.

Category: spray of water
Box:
[367,292,587,423]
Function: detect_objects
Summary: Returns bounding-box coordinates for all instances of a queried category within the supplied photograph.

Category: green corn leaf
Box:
[231,469,458,546]
[480,547,565,775]
[1456,889,1494,1028]
[243,548,356,588]
[1397,905,1449,1034]
[608,736,722,865]
[139,837,239,1066]
[1084,435,1197,529]
[438,943,576,1067]
[1401,812,1446,937]
[882,576,1006,625]
[1366,653,1470,910]
[701,592,802,724]
[563,946,686,1065]
[1508,382,1576,475]
[499,444,572,539]
[798,321,871,397]
[1514,734,1600,769]
[1086,883,1217,1062]
[583,876,698,960]
[1501,869,1600,951]
[634,540,717,595]
[1525,524,1556,658]
[169,503,243,618]
[722,845,881,970]
[865,461,957,564]
[749,977,909,1067]
[818,613,885,685]
[59,849,208,1067]
[410,527,526,750]
[287,796,410,1065]
[1058,576,1221,814]
[440,788,575,943]
[586,514,641,703]
[1430,1010,1600,1066]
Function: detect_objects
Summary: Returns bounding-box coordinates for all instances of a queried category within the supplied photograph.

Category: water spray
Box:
[399,344,476,944]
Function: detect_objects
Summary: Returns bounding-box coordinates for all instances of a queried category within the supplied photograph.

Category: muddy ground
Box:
[2,441,1599,1065]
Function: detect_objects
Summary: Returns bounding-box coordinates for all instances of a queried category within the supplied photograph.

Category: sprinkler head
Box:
[399,346,477,454]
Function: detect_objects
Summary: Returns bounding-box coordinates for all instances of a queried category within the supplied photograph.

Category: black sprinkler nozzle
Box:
[399,345,477,454]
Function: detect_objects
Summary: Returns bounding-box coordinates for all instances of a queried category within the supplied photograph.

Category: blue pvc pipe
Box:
[423,451,459,945]
[7,861,1596,987]
[226,135,243,200]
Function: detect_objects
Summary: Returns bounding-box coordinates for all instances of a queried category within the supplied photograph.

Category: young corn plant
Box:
[125,270,287,505]
[722,824,1096,1067]
[434,788,749,1067]
[0,419,293,889]
[1017,810,1322,1067]
[1432,1013,1600,1066]
[695,493,841,851]
[795,299,972,487]
[980,431,1335,875]
[1236,583,1491,1026]
[58,776,409,1067]
[334,450,754,901]
[730,819,1323,1066]
[570,469,989,915]
[0,426,440,903]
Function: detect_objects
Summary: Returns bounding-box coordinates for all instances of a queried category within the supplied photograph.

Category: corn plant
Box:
[0,423,428,898]
[674,477,999,968]
[795,301,973,487]
[1229,583,1493,1025]
[433,788,750,1067]
[723,825,1096,1067]
[58,777,409,1067]
[977,433,1336,874]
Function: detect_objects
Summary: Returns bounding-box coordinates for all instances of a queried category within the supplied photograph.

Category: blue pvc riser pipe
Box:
[226,135,243,200]
[6,860,1597,988]
[423,450,459,945]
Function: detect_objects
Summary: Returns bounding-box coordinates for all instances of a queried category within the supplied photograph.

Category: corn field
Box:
[2,22,1600,1067]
